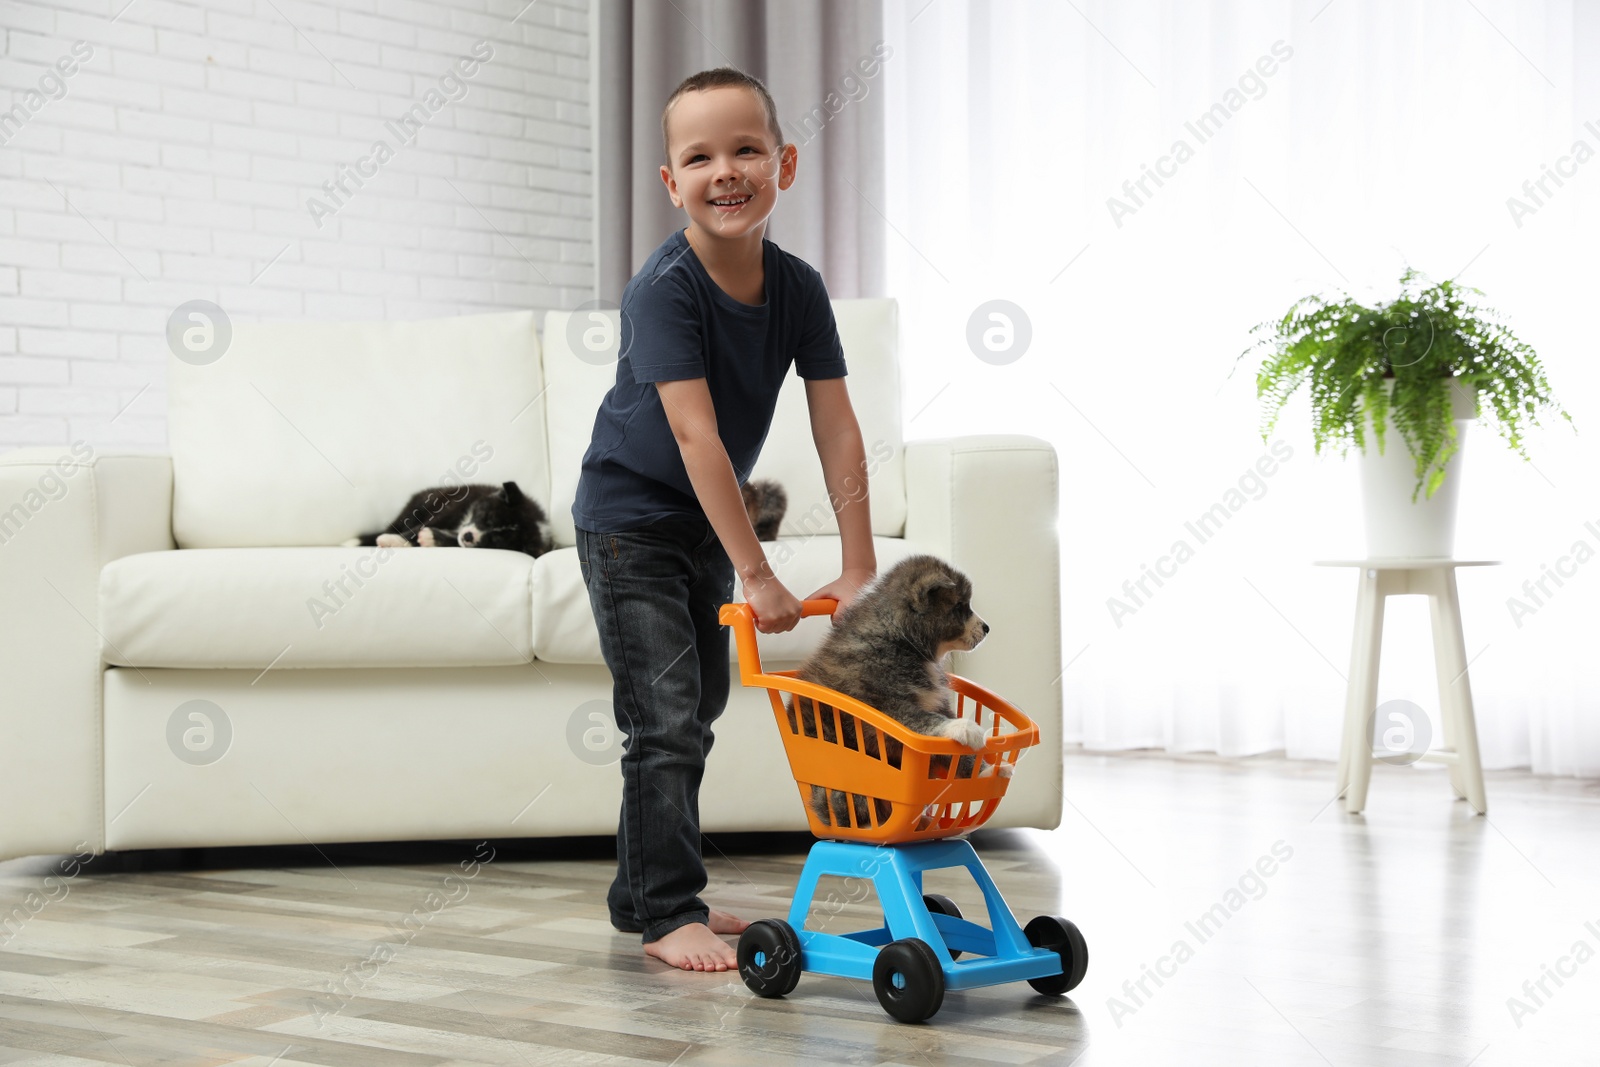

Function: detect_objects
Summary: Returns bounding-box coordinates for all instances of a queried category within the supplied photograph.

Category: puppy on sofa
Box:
[786,554,1007,829]
[346,482,554,557]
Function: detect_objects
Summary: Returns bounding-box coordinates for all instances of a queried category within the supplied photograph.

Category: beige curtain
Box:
[597,0,887,301]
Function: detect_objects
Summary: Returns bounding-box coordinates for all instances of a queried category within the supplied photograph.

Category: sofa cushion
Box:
[167,310,550,549]
[531,533,930,665]
[100,547,534,668]
[100,535,929,669]
[541,298,907,549]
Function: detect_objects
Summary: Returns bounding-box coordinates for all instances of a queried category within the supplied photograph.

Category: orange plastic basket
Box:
[720,599,1040,844]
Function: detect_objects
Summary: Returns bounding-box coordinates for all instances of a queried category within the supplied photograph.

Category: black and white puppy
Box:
[347,481,553,558]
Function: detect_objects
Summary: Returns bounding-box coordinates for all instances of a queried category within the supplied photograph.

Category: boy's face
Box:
[661,86,796,240]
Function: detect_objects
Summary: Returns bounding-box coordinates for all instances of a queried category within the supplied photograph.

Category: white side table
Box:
[1316,559,1499,815]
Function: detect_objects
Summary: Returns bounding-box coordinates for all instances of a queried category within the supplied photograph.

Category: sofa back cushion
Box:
[541,297,905,547]
[168,310,549,548]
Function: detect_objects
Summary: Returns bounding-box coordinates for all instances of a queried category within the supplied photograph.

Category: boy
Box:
[572,67,878,972]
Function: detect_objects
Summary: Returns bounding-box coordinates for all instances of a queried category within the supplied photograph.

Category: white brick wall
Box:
[0,0,594,448]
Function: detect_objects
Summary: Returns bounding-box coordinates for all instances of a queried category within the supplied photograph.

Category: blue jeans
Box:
[575,517,736,943]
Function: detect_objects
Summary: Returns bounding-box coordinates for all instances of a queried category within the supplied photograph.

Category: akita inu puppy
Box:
[787,555,1007,829]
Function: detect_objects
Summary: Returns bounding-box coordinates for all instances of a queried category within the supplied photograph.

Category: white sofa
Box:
[0,298,1062,864]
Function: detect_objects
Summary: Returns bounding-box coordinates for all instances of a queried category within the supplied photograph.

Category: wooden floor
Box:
[2,751,1598,1066]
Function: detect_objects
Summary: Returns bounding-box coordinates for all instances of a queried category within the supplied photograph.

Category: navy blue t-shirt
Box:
[571,228,848,532]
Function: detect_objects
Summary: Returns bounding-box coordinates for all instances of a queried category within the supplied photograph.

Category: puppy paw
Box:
[939,718,988,750]
[976,757,1012,779]
[417,527,437,547]
[341,537,361,548]
[376,533,408,548]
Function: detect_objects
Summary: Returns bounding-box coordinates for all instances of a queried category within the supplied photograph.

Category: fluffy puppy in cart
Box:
[786,554,1010,830]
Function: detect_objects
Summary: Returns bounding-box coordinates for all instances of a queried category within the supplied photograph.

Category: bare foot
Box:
[644,922,737,971]
[708,908,750,935]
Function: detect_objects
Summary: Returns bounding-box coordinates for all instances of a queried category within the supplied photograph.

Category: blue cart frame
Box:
[739,837,1088,1022]
[792,838,1064,989]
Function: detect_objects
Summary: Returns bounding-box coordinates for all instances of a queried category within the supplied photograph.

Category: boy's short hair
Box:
[661,67,785,168]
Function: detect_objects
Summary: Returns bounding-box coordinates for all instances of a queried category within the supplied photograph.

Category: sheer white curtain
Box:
[880,0,1600,775]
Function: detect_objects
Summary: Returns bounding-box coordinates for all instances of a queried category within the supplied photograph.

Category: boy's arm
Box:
[655,378,801,630]
[803,378,877,607]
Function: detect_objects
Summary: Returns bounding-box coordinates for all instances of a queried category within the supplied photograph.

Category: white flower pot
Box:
[1358,380,1476,559]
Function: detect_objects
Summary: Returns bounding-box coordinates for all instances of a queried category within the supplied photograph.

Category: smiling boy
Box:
[572,67,878,971]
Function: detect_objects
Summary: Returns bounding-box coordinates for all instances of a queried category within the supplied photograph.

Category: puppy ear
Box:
[500,481,524,504]
[912,572,958,612]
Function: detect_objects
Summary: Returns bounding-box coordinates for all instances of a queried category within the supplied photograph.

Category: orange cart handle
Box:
[719,599,837,682]
[718,599,838,625]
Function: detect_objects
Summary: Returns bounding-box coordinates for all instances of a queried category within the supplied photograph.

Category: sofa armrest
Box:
[0,446,175,862]
[904,435,1062,829]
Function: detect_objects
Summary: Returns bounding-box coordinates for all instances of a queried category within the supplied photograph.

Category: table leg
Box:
[1430,569,1488,814]
[1341,569,1386,814]
[1419,570,1467,801]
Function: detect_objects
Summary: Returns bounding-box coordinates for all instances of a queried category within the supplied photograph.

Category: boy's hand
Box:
[745,575,802,634]
[806,568,875,620]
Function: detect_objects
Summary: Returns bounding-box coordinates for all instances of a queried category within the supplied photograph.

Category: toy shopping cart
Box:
[719,598,1089,1023]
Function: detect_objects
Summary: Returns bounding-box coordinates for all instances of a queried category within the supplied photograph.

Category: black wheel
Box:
[872,937,946,1023]
[737,919,803,998]
[1023,915,1088,995]
[921,893,964,960]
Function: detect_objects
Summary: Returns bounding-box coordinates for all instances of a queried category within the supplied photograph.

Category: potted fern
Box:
[1239,268,1570,557]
